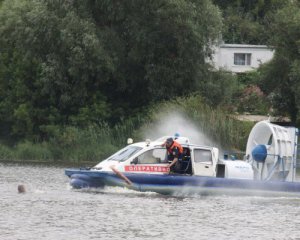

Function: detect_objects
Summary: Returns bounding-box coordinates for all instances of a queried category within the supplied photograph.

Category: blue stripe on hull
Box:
[65,169,300,195]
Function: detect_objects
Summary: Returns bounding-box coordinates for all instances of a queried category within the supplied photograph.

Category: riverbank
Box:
[0,96,257,163]
[0,159,97,168]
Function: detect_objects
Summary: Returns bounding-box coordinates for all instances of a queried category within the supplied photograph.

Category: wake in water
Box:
[69,184,300,201]
[74,186,162,198]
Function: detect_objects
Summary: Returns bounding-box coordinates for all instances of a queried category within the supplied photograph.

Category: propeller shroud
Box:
[245,121,296,181]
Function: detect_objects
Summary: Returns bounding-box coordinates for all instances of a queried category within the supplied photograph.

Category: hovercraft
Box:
[65,120,300,196]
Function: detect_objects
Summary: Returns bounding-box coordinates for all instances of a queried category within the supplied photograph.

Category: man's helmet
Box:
[166,137,173,145]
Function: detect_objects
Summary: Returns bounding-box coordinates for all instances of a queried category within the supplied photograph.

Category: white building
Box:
[210,44,274,73]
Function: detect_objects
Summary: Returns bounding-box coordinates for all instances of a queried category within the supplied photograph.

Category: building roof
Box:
[220,44,274,50]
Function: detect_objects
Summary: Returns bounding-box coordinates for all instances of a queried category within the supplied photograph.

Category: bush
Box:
[0,144,13,160]
[199,70,240,107]
[237,85,270,114]
[236,71,261,86]
[0,95,254,163]
[15,141,53,161]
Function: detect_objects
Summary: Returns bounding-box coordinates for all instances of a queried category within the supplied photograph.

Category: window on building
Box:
[234,53,251,66]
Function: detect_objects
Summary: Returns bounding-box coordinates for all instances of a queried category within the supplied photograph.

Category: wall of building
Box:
[211,44,274,73]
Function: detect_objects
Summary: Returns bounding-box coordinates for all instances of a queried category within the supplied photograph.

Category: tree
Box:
[213,0,288,44]
[0,0,112,140]
[199,70,239,107]
[87,0,222,110]
[0,0,222,141]
[258,2,300,123]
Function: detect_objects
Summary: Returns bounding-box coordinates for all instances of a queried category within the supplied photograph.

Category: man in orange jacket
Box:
[165,137,183,173]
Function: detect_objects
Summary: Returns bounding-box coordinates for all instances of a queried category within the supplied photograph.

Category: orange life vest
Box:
[167,140,183,155]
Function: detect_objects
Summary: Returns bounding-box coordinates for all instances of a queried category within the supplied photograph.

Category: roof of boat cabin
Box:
[130,139,216,150]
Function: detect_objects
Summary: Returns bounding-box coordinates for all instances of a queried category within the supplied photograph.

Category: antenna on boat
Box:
[145,139,151,146]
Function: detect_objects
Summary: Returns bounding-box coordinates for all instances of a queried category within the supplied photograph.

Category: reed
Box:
[0,95,254,163]
[141,95,254,150]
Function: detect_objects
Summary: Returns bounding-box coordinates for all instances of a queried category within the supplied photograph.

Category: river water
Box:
[1,163,300,240]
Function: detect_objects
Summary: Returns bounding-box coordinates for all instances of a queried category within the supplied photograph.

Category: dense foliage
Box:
[0,0,299,162]
[257,1,300,124]
[213,0,288,44]
[0,0,222,142]
[0,95,253,163]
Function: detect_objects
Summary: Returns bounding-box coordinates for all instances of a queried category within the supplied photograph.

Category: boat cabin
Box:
[94,137,220,177]
[127,143,218,176]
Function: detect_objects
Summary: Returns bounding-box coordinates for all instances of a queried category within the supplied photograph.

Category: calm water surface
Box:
[1,163,300,240]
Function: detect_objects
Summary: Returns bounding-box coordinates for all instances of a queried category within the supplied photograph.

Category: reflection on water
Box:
[1,163,300,240]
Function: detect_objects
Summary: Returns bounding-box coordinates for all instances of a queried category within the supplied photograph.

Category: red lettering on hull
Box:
[124,165,169,173]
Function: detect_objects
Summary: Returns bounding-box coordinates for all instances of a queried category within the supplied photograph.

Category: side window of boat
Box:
[135,148,167,164]
[153,148,168,163]
[193,149,212,164]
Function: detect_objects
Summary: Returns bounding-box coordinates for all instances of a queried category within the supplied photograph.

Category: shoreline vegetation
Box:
[0,95,255,165]
[1,1,299,166]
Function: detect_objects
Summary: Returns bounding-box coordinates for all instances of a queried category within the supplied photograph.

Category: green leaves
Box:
[214,0,288,44]
[0,0,223,141]
[257,2,300,123]
[0,0,114,139]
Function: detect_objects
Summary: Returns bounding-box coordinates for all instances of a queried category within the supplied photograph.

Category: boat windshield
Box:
[107,146,142,162]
